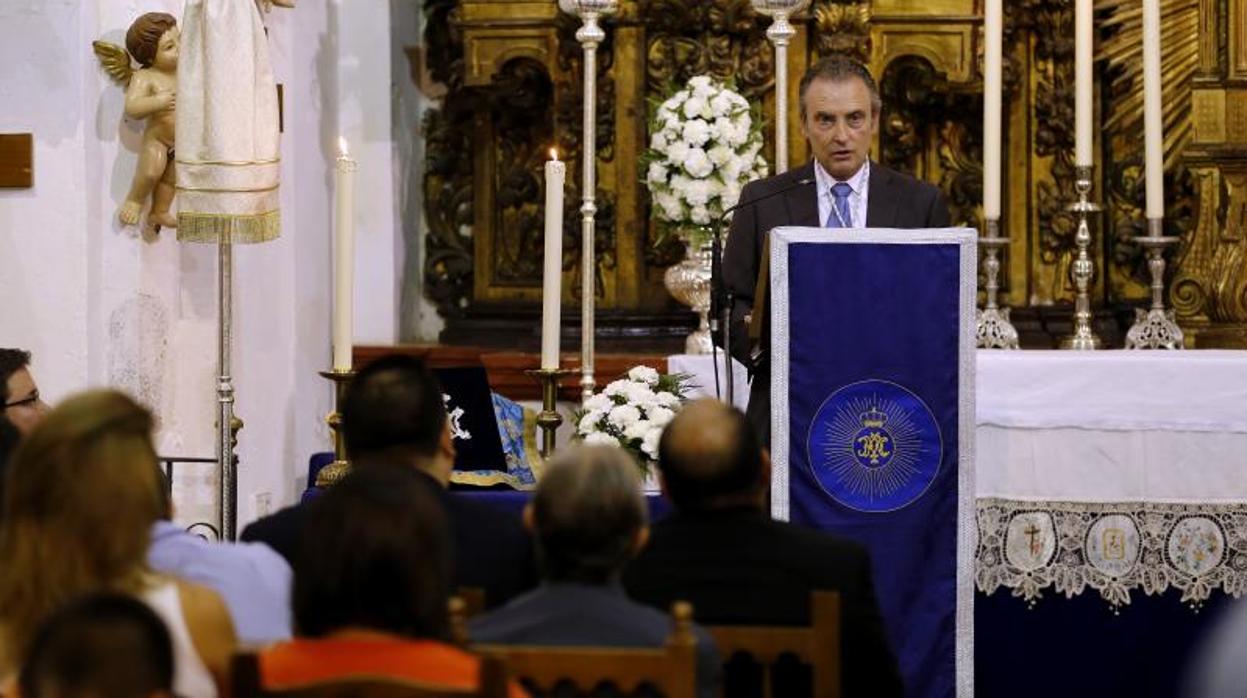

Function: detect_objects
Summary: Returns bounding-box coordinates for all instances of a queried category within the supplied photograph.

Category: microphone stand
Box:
[711,176,813,408]
[709,222,732,405]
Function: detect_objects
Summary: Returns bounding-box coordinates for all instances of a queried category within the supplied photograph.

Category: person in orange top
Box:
[258,466,527,697]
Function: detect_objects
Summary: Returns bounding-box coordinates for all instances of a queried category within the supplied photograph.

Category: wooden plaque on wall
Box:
[0,133,33,188]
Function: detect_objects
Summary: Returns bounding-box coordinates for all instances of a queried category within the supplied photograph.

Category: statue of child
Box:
[119,13,179,232]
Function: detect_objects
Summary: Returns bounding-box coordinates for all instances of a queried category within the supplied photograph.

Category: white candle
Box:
[541,149,566,370]
[1075,0,1093,166]
[1142,0,1164,219]
[332,137,357,371]
[984,0,1003,220]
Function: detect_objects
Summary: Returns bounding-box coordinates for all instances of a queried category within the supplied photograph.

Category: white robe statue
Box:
[175,0,282,243]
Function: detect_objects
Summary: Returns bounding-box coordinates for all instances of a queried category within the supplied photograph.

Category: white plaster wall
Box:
[0,0,402,533]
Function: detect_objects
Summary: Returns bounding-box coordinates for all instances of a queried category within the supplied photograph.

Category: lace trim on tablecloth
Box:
[976,498,1247,610]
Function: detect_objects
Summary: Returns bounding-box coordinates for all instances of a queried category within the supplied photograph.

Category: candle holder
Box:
[559,0,618,403]
[525,368,573,459]
[751,0,810,173]
[1125,218,1184,349]
[315,369,356,487]
[1060,166,1103,350]
[976,218,1020,349]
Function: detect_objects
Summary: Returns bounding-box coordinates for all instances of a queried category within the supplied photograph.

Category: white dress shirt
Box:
[814,159,871,228]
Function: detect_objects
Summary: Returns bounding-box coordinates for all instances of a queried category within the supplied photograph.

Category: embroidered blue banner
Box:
[770,228,976,698]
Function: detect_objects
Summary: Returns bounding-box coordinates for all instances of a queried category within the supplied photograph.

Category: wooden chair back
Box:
[231,651,508,698]
[706,590,841,698]
[473,601,699,698]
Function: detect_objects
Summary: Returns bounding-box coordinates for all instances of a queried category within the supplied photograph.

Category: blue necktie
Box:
[825,182,853,228]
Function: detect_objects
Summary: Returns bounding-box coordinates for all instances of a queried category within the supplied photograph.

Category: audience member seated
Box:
[242,354,535,609]
[253,466,527,697]
[622,399,902,698]
[470,445,720,698]
[0,390,237,696]
[0,348,50,501]
[1,348,50,437]
[148,479,293,646]
[20,593,175,698]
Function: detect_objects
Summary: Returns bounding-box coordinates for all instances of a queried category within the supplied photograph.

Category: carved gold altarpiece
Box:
[417,0,1247,349]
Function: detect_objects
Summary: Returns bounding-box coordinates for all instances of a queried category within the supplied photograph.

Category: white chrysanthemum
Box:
[707,144,734,167]
[709,91,734,116]
[584,431,620,447]
[683,148,714,178]
[623,383,658,409]
[655,191,684,221]
[627,365,660,385]
[603,379,632,397]
[680,178,710,206]
[607,404,642,429]
[681,119,711,147]
[690,205,710,224]
[584,393,613,412]
[623,418,654,442]
[654,391,680,408]
[688,75,713,92]
[649,131,669,151]
[578,410,603,435]
[641,427,663,458]
[647,405,675,428]
[723,181,743,209]
[646,161,668,186]
[682,96,708,120]
[666,139,691,163]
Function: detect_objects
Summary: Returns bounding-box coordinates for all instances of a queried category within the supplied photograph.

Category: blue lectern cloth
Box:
[770,227,976,698]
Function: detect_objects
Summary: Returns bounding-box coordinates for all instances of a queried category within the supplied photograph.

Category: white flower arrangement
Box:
[643,75,769,238]
[572,366,693,475]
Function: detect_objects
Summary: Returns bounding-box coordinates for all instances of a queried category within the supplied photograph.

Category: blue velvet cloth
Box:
[782,240,964,698]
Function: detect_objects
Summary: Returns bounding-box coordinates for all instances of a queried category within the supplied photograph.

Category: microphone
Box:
[710,174,815,405]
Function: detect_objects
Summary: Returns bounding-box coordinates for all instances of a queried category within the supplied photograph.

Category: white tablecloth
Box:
[669,349,1247,606]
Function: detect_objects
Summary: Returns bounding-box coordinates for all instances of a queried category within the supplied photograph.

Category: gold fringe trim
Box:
[177,210,281,245]
[451,469,533,489]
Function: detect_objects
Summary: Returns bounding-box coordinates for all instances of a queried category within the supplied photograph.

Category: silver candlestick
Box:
[976,218,1020,349]
[751,0,809,174]
[1125,218,1184,349]
[1060,166,1102,350]
[559,0,618,403]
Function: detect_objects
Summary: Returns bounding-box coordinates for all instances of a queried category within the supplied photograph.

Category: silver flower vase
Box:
[664,229,714,354]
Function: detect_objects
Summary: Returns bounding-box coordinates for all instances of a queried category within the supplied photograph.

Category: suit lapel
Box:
[865,162,898,228]
[783,163,819,227]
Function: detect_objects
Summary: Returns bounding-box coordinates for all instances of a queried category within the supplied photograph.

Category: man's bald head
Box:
[658,399,765,511]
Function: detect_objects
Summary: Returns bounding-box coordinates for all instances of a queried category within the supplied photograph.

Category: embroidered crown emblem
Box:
[859,405,889,429]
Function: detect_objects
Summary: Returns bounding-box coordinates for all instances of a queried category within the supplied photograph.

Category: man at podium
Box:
[722,54,951,443]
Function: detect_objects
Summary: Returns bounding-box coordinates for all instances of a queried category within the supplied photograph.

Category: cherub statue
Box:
[93,13,180,233]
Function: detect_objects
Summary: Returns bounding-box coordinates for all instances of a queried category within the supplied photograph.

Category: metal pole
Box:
[216,242,239,541]
[577,13,604,403]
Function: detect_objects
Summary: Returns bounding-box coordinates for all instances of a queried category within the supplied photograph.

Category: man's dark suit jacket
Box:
[721,161,951,442]
[240,470,536,609]
[622,508,903,698]
[469,582,721,698]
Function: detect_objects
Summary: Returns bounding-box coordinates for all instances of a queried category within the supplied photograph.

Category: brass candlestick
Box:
[525,368,573,458]
[316,369,355,487]
[1060,166,1103,350]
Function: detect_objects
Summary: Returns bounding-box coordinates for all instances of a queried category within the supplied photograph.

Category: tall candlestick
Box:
[333,137,357,372]
[1142,0,1164,218]
[541,150,566,370]
[1075,0,1093,166]
[984,0,1003,219]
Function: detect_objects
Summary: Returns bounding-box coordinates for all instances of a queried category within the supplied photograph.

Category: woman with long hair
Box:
[0,390,235,695]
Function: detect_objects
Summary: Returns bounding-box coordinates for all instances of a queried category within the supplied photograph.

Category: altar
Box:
[650,349,1247,696]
